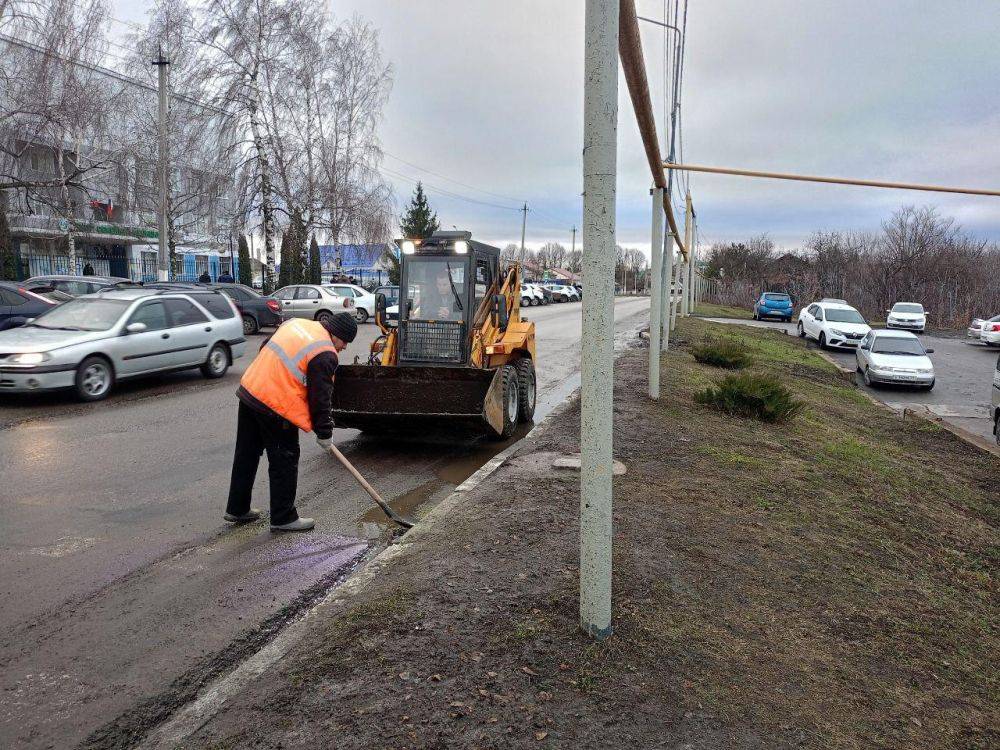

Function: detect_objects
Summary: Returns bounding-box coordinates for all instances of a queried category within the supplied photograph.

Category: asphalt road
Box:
[704,317,999,442]
[0,296,650,749]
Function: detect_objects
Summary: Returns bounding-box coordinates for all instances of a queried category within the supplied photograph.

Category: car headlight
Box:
[916,368,933,374]
[11,352,51,365]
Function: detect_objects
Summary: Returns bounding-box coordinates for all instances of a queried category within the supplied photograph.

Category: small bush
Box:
[691,339,751,369]
[695,372,804,423]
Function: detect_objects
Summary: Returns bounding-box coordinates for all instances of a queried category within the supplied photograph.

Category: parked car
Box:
[0,281,63,330]
[856,330,935,390]
[325,282,376,324]
[211,283,283,335]
[885,302,927,332]
[544,283,579,303]
[272,284,354,324]
[992,353,999,445]
[967,316,989,339]
[0,287,245,401]
[797,300,871,349]
[753,292,794,321]
[532,283,553,304]
[520,284,544,307]
[23,274,136,297]
[980,314,1000,346]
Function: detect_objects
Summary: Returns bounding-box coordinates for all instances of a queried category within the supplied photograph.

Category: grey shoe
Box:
[270,517,315,532]
[224,509,262,523]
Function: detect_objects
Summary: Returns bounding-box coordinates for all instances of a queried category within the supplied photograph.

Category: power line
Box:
[378,164,521,211]
[381,151,524,204]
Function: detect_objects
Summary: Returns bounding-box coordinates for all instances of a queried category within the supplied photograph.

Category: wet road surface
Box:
[0,297,649,749]
[704,317,999,442]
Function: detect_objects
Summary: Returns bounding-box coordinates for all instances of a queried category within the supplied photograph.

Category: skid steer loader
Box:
[330,231,536,439]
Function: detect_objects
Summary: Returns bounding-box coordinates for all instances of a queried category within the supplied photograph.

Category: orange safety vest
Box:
[240,319,338,432]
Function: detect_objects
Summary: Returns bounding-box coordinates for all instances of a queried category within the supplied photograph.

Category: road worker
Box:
[223,312,357,531]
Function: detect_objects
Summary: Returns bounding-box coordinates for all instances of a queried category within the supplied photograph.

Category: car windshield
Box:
[892,304,923,314]
[825,308,865,323]
[764,294,790,302]
[29,298,130,331]
[872,337,924,356]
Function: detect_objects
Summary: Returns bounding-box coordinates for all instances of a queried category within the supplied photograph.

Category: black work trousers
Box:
[226,401,300,526]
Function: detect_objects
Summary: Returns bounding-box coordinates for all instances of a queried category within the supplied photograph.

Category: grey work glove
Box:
[316,436,333,451]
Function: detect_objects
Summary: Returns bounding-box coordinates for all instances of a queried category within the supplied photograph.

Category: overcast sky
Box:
[111,0,1000,256]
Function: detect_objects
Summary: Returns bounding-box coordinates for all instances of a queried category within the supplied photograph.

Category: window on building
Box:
[195,255,209,275]
[29,150,50,173]
[172,254,184,277]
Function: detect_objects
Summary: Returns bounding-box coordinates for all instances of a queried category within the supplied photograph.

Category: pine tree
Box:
[309,234,322,284]
[237,234,252,286]
[0,191,16,281]
[383,246,401,285]
[399,182,440,239]
[291,209,307,284]
[277,229,292,289]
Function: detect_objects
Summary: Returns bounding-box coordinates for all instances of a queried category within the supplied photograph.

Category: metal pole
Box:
[571,225,576,255]
[684,191,694,316]
[660,234,672,347]
[648,187,663,397]
[579,0,617,641]
[519,202,528,266]
[153,48,170,281]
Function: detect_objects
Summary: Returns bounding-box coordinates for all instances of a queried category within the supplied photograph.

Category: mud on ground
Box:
[183,318,998,750]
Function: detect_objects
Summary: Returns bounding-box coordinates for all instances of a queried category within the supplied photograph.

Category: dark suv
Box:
[23,274,137,297]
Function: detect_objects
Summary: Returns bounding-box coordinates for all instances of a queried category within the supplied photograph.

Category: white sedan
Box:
[885,302,927,332]
[856,330,935,390]
[797,300,871,349]
[979,314,1000,346]
[325,283,376,324]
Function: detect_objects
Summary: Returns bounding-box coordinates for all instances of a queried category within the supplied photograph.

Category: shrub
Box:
[691,339,751,369]
[695,372,804,423]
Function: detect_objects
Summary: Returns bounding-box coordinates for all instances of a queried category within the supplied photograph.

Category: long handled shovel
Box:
[326,443,415,530]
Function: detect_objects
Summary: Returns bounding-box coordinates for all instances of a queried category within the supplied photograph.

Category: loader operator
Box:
[223,312,357,532]
[414,267,464,320]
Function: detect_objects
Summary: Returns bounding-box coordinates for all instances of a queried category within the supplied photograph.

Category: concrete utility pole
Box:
[579,0,617,641]
[648,187,664,397]
[571,225,576,255]
[684,191,693,316]
[153,47,170,281]
[519,202,529,266]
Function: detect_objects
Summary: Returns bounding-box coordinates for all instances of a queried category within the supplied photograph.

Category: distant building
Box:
[317,243,392,286]
[1,36,237,282]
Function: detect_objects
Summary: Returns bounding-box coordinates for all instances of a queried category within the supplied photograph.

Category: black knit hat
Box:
[322,312,357,343]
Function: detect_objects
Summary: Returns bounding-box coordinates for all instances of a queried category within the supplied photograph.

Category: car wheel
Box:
[355,307,369,324]
[489,364,520,441]
[923,380,935,392]
[316,310,334,325]
[863,367,875,388]
[797,322,805,338]
[242,314,259,336]
[74,355,114,402]
[818,332,827,349]
[515,358,536,423]
[521,296,531,308]
[201,343,230,379]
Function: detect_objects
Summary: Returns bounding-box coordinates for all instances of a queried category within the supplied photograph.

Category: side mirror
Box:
[374,292,387,327]
[925,348,935,354]
[126,322,148,334]
[493,293,509,332]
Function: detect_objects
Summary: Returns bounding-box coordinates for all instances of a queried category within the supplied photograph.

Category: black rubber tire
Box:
[242,314,259,336]
[201,343,230,378]
[355,307,369,324]
[797,322,805,338]
[74,355,115,402]
[515,358,536,423]
[863,367,876,388]
[521,297,532,308]
[316,310,334,325]
[489,364,520,441]
[923,380,935,392]
[818,332,827,349]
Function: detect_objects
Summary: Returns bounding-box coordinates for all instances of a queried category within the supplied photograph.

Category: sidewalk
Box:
[168,317,997,750]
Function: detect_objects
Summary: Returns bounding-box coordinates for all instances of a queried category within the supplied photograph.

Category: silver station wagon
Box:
[0,288,246,401]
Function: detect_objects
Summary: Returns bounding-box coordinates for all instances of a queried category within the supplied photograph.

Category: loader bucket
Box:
[331,365,506,437]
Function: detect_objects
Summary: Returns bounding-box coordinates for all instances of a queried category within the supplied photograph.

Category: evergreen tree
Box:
[308,235,321,284]
[291,209,307,284]
[399,182,440,239]
[0,192,16,281]
[276,229,292,289]
[237,234,252,286]
[383,246,401,285]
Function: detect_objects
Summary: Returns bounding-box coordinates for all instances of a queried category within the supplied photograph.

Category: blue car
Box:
[0,281,63,331]
[753,292,794,321]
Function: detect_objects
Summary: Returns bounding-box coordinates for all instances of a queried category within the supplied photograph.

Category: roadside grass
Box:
[693,302,753,319]
[614,316,999,748]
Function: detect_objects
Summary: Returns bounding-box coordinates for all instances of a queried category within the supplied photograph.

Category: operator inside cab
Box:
[412,263,464,321]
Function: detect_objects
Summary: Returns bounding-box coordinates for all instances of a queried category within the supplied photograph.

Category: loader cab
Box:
[397,232,500,366]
